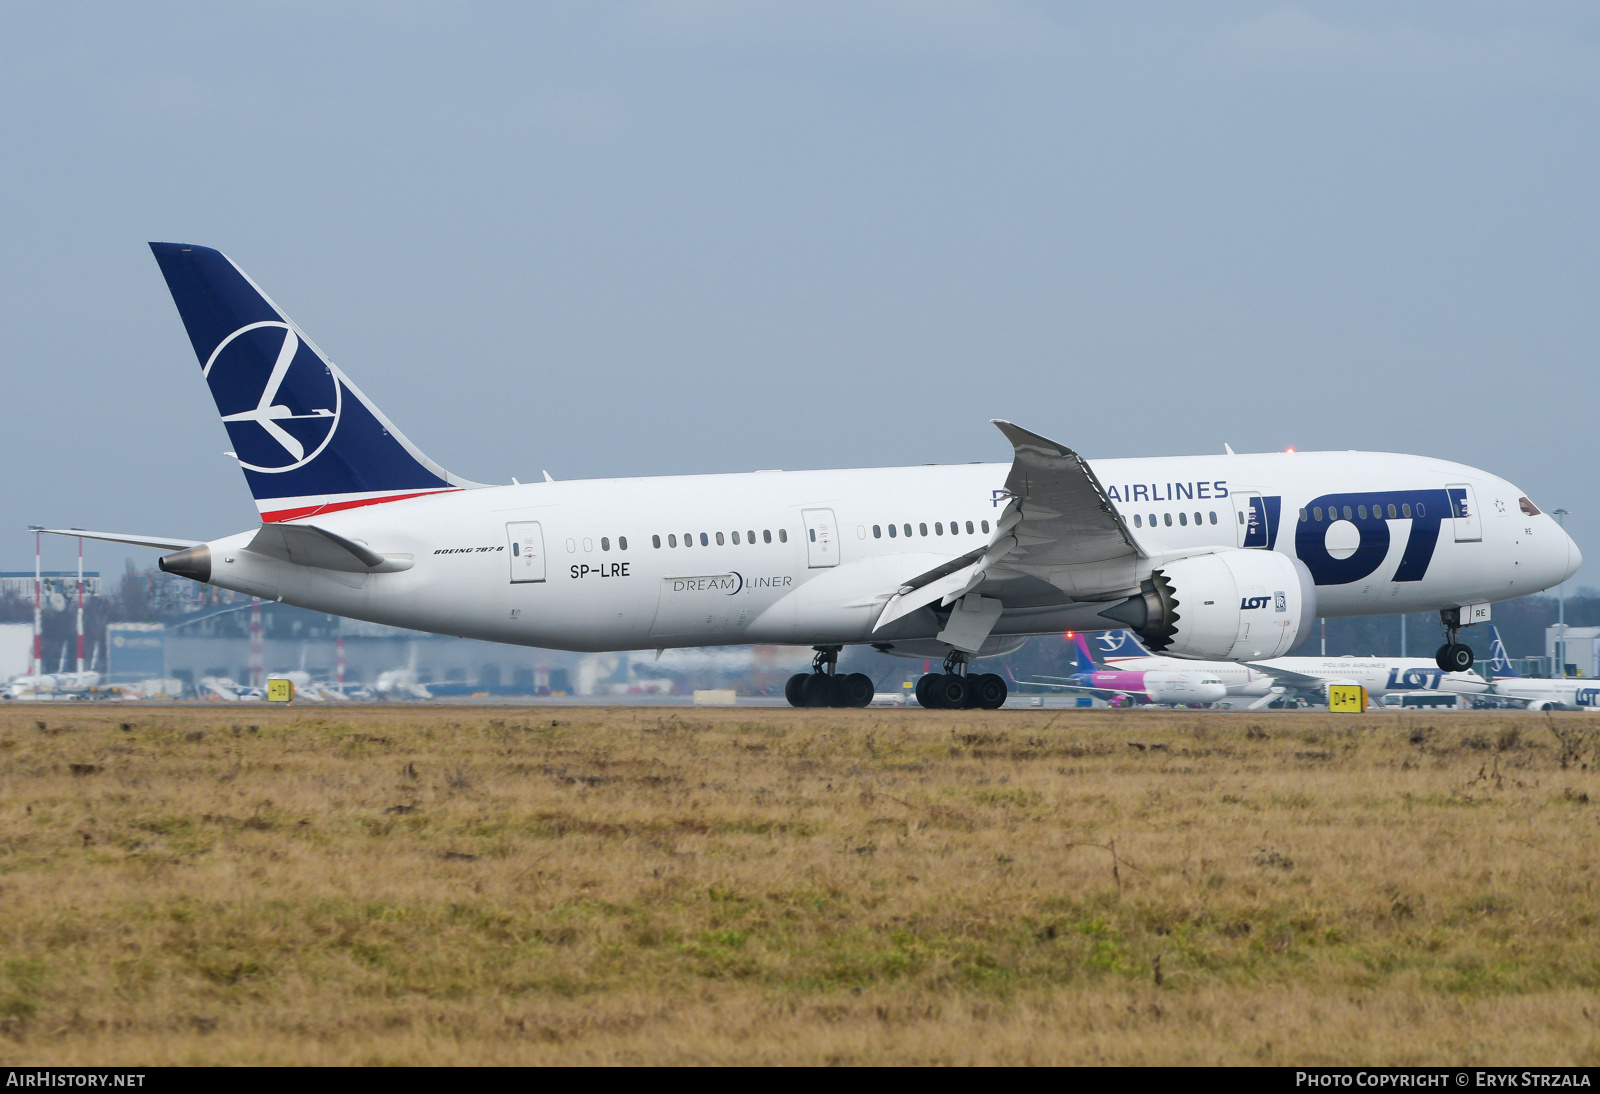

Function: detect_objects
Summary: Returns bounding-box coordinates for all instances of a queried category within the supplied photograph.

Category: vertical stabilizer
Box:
[148,243,483,522]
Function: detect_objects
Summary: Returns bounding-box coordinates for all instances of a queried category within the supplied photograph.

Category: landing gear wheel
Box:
[1444,643,1474,672]
[915,674,942,709]
[836,672,875,708]
[801,673,834,707]
[936,673,970,709]
[972,673,1007,710]
[785,673,808,707]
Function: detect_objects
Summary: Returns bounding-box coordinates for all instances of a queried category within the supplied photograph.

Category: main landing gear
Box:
[915,651,1008,710]
[1435,608,1475,673]
[785,646,874,708]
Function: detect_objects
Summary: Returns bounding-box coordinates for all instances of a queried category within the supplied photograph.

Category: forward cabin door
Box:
[1231,492,1279,550]
[802,508,840,568]
[506,522,546,582]
[1447,484,1482,542]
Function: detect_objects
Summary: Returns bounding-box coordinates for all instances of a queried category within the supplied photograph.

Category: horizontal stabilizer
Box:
[248,523,413,573]
[40,528,202,551]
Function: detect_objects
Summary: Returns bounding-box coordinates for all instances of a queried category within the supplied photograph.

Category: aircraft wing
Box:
[39,528,202,551]
[874,421,1141,631]
[1021,674,1149,697]
[989,420,1143,571]
[1242,663,1324,688]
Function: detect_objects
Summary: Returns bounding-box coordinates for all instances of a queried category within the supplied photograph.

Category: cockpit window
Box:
[1520,497,1541,516]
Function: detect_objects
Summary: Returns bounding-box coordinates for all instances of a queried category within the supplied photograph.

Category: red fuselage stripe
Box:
[260,489,461,524]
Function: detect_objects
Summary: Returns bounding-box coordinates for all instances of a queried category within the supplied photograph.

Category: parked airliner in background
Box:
[40,244,1582,708]
[1487,626,1600,711]
[1038,629,1491,708]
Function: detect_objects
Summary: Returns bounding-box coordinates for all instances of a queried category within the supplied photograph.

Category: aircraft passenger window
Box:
[668,534,677,547]
[935,522,944,535]
[903,524,912,537]
[1313,507,1322,521]
[684,532,693,546]
[1342,506,1352,520]
[601,537,610,551]
[1402,504,1412,518]
[981,520,989,533]
[715,532,725,545]
[1148,513,1156,525]
[1237,511,1245,524]
[1133,514,1142,528]
[808,528,816,542]
[747,530,755,543]
[873,525,882,538]
[731,531,740,545]
[1298,509,1307,522]
[950,519,959,533]
[1194,512,1202,526]
[653,535,661,549]
[1179,512,1188,526]
[1358,506,1367,520]
[763,530,772,543]
[919,523,928,537]
[582,538,593,552]
[700,533,709,546]
[887,524,897,537]
[1163,513,1172,527]
[966,521,974,534]
[1210,511,1218,525]
[1387,504,1397,519]
[566,539,576,552]
[620,537,627,550]
[1415,503,1425,517]
[779,529,788,542]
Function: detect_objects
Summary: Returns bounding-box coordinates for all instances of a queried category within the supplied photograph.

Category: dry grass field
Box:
[0,703,1598,1065]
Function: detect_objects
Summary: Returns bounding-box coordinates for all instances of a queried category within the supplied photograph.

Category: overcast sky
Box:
[2,2,1596,592]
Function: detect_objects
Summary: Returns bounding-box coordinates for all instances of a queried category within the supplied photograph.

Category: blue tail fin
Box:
[149,243,480,521]
[1488,625,1519,678]
[1095,628,1148,660]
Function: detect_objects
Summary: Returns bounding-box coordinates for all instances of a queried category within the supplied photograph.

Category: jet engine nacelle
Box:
[1102,549,1317,662]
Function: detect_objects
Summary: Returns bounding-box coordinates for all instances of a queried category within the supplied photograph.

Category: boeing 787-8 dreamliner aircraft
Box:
[44,244,1581,709]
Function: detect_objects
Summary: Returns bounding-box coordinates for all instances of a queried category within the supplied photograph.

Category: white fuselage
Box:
[194,450,1578,655]
[1490,677,1600,710]
[1105,654,1490,699]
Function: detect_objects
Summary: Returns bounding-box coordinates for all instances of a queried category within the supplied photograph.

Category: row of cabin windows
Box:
[1131,511,1220,529]
[652,529,788,549]
[1299,502,1424,522]
[871,519,990,539]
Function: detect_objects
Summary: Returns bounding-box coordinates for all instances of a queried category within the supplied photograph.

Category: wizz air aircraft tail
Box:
[38,243,1585,708]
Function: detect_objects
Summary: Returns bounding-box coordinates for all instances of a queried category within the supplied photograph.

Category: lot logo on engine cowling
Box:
[1296,489,1450,586]
[1240,595,1271,610]
[203,321,341,473]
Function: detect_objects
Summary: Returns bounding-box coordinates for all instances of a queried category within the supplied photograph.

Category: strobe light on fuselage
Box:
[1099,550,1316,662]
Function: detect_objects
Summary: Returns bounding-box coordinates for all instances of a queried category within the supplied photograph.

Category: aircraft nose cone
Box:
[1561,525,1583,584]
[1201,682,1227,703]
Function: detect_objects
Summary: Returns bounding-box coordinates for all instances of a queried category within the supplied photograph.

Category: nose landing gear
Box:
[915,651,1008,710]
[784,646,874,708]
[1435,608,1475,673]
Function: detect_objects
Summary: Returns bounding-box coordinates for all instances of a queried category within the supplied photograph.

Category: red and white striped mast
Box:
[249,597,264,689]
[30,527,42,678]
[75,534,84,676]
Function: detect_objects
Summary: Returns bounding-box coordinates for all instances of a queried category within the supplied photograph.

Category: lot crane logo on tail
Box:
[205,321,341,472]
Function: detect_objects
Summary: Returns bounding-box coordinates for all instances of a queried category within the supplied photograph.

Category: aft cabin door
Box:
[802,508,840,568]
[1447,484,1482,542]
[506,522,546,582]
